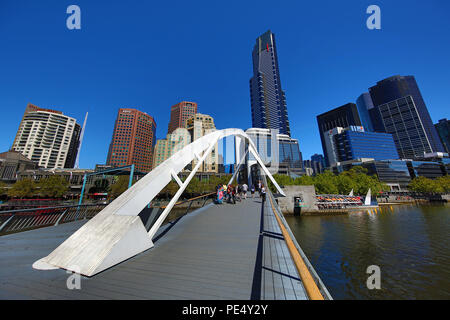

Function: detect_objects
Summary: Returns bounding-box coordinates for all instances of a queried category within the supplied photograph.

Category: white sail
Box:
[364,188,372,206]
[349,189,354,196]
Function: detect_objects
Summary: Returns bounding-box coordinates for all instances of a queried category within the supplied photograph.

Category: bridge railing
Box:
[0,203,107,236]
[0,192,218,237]
[140,192,217,232]
[262,175,333,300]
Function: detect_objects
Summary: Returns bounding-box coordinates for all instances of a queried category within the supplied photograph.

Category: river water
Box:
[284,204,450,299]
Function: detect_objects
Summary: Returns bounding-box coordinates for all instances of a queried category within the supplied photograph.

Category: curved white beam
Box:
[33,128,285,276]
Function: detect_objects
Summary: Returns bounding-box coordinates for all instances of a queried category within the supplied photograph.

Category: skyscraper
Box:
[12,103,81,169]
[250,30,290,136]
[368,75,444,154]
[106,108,156,173]
[316,103,362,166]
[375,96,434,159]
[434,119,450,154]
[167,101,198,134]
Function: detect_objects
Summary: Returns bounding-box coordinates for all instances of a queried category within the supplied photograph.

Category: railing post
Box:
[0,214,15,233]
[128,164,135,189]
[54,209,68,226]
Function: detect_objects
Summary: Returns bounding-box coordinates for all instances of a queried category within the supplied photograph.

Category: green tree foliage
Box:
[8,178,37,198]
[38,176,69,198]
[110,175,131,199]
[0,182,8,196]
[269,167,389,195]
[408,176,445,193]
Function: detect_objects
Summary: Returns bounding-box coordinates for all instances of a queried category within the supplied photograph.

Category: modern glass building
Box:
[356,93,375,132]
[375,95,434,160]
[369,75,444,153]
[407,161,445,179]
[250,30,290,136]
[245,128,303,176]
[334,128,399,162]
[317,103,362,166]
[362,160,412,190]
[434,118,450,154]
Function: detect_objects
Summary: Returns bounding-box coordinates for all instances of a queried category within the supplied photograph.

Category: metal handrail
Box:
[0,203,107,236]
[263,175,333,300]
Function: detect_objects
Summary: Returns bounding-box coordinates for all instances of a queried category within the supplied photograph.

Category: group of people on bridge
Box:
[215,181,267,204]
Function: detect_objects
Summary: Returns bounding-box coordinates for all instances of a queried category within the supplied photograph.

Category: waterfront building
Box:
[317,103,362,166]
[245,128,303,177]
[0,150,38,183]
[434,118,450,154]
[374,96,435,159]
[186,113,218,173]
[368,75,444,153]
[311,154,326,170]
[362,160,412,191]
[356,93,375,132]
[333,126,399,163]
[153,128,191,169]
[106,108,156,173]
[167,101,197,134]
[12,103,81,169]
[407,161,446,179]
[250,30,290,136]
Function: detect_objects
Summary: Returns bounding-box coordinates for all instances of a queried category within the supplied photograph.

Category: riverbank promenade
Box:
[0,195,324,300]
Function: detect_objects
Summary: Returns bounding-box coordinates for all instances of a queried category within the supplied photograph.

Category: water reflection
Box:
[285,204,450,299]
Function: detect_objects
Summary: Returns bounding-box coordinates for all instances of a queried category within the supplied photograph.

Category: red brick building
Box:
[107,108,156,173]
[167,101,197,134]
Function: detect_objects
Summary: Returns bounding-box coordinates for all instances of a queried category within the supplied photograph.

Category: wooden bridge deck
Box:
[0,197,308,300]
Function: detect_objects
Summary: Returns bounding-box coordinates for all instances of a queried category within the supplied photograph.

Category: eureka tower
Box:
[250,30,291,136]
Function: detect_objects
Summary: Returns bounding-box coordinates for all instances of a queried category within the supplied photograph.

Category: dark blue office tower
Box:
[250,30,290,136]
[369,75,444,155]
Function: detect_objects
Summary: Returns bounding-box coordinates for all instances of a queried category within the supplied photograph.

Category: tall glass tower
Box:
[369,75,444,154]
[250,30,290,136]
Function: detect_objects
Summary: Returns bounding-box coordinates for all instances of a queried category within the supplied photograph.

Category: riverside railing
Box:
[262,175,333,300]
[0,203,107,236]
[0,192,218,237]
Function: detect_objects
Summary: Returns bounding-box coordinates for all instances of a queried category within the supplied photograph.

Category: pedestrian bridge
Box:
[0,191,330,299]
[0,128,331,300]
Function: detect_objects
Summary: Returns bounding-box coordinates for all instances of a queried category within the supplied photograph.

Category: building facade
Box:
[0,150,38,183]
[167,101,197,134]
[374,96,435,159]
[153,128,191,169]
[334,126,399,163]
[250,30,290,136]
[435,118,450,154]
[12,103,81,169]
[368,75,444,153]
[186,113,218,173]
[317,103,362,166]
[106,108,156,173]
[356,93,375,132]
[245,128,303,176]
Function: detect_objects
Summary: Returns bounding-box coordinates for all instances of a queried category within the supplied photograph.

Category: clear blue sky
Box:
[0,0,449,168]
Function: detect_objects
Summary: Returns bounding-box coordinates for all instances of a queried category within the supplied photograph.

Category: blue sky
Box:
[0,0,449,168]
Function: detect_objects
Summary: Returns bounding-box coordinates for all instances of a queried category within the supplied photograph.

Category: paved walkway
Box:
[0,197,307,300]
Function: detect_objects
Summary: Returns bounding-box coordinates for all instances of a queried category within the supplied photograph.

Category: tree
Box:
[38,176,69,198]
[436,176,450,193]
[314,171,339,194]
[8,178,37,198]
[110,175,130,199]
[0,182,8,196]
[409,176,443,193]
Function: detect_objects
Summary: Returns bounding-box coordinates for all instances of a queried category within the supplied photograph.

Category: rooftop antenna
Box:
[74,112,88,169]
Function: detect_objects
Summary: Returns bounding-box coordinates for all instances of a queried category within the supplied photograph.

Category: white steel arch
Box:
[33,128,285,277]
